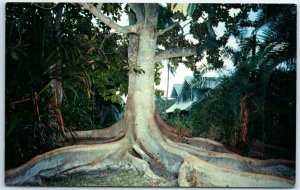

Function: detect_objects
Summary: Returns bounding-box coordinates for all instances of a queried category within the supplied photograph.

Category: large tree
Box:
[5,3,295,187]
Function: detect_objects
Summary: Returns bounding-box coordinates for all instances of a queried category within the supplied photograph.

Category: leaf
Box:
[83,34,89,40]
[187,4,196,16]
[196,40,218,56]
[87,46,95,55]
[181,4,189,16]
[170,3,191,16]
[91,35,96,42]
[88,60,95,64]
[10,51,18,60]
[49,97,66,137]
[172,3,177,10]
[38,81,52,96]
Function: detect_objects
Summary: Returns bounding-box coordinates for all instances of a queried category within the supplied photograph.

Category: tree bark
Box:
[240,93,250,143]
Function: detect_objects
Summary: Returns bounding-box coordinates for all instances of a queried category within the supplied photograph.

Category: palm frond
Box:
[196,62,215,76]
[220,46,234,59]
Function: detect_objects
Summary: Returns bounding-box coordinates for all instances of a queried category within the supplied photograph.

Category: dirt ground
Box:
[31,168,177,187]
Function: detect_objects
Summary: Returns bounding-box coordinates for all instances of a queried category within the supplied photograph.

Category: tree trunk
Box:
[164,63,170,113]
[235,93,250,155]
[240,93,250,143]
[5,4,295,187]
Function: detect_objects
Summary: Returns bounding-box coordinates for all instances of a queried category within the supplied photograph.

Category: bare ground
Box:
[32,166,176,187]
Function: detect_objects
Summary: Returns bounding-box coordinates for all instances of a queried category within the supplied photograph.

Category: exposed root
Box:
[178,156,293,187]
[165,138,294,180]
[132,143,176,181]
[5,117,295,187]
[132,142,152,161]
[155,111,192,137]
[184,137,230,153]
[143,119,294,187]
[65,120,125,143]
[124,151,167,183]
[155,137,294,187]
[64,131,125,145]
[153,114,295,184]
[5,137,130,185]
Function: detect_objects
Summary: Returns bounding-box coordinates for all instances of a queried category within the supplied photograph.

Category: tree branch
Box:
[128,3,144,22]
[155,41,218,62]
[155,47,197,62]
[144,3,158,23]
[158,23,179,36]
[206,21,217,40]
[80,3,141,34]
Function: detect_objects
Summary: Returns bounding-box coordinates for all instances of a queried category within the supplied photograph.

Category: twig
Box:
[32,3,58,10]
[158,22,179,36]
[10,98,31,108]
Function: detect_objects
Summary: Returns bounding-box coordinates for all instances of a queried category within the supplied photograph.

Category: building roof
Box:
[173,84,183,94]
[170,76,219,98]
[192,77,220,89]
[170,84,183,98]
[167,76,220,113]
[170,77,194,99]
[165,100,195,113]
[184,76,195,85]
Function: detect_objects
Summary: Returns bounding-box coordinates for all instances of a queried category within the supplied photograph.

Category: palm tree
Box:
[164,62,176,113]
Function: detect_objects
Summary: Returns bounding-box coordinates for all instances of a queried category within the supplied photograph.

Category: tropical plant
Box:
[5,3,128,169]
[186,4,296,157]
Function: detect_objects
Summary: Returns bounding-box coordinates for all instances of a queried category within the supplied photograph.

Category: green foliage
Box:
[154,62,164,85]
[155,95,175,115]
[170,3,196,17]
[187,76,242,146]
[166,109,194,131]
[155,89,164,98]
[158,5,175,30]
[157,4,258,75]
[59,8,128,128]
[6,3,67,169]
[5,3,128,169]
[162,4,296,157]
[124,64,145,75]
